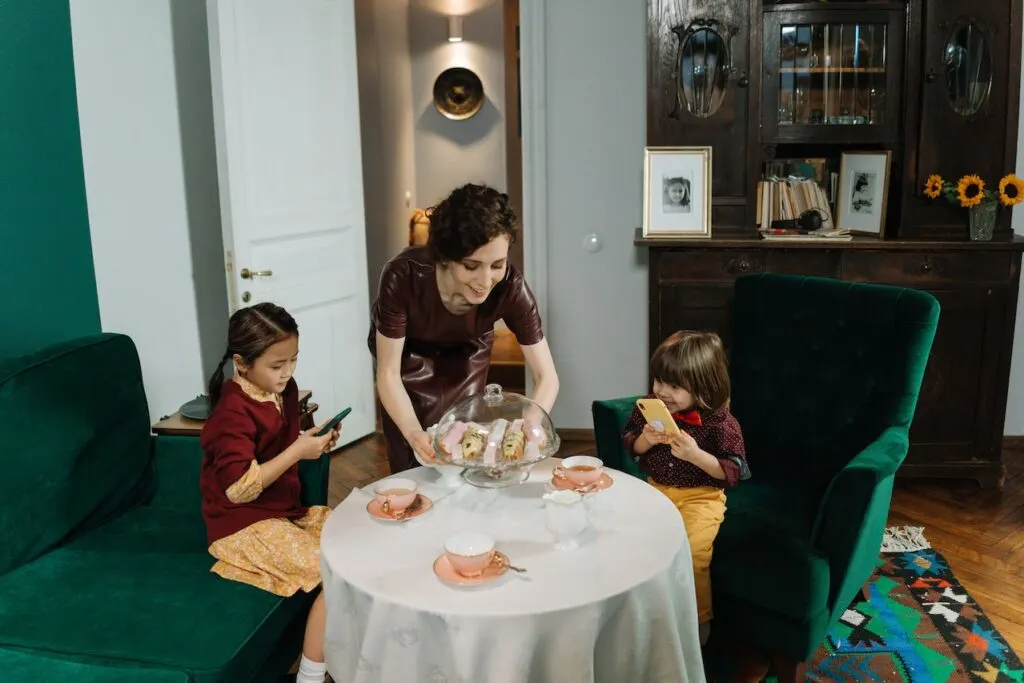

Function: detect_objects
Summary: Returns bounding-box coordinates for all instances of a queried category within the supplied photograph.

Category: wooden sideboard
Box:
[642,0,1024,486]
[639,231,1024,487]
[152,390,318,437]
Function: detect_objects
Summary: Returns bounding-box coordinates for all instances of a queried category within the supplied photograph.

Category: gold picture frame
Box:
[836,151,892,238]
[642,146,712,239]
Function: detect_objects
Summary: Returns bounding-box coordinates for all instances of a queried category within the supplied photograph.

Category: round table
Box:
[320,458,706,683]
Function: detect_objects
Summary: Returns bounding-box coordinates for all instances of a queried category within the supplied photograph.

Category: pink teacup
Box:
[444,532,496,578]
[557,455,604,487]
[373,478,418,515]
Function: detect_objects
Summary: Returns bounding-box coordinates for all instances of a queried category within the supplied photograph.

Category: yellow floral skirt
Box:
[649,483,727,624]
[208,505,331,597]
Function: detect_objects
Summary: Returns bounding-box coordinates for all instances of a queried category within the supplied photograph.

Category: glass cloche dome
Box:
[432,384,560,488]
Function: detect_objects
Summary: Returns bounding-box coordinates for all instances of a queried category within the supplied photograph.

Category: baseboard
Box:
[558,428,595,442]
[1004,435,1024,451]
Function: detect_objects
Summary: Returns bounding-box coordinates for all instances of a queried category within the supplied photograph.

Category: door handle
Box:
[240,268,273,279]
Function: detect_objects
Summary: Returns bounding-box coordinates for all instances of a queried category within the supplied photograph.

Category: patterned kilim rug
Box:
[799,526,1024,682]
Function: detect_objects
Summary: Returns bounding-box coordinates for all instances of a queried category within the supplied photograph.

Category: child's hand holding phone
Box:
[642,423,673,446]
[293,407,350,460]
[293,429,335,460]
[668,429,699,462]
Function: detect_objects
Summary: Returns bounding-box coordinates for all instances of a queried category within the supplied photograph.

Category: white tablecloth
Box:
[320,459,705,683]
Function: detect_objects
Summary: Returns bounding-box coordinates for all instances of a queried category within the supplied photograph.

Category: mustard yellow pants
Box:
[650,482,727,624]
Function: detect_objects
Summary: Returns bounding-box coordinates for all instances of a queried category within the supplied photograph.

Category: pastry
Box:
[440,421,469,459]
[460,430,485,460]
[482,419,509,466]
[501,419,526,460]
[440,418,544,464]
[523,419,546,444]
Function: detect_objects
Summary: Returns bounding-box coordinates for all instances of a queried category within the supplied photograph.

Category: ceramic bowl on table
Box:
[372,478,418,515]
[443,532,496,577]
[554,455,604,486]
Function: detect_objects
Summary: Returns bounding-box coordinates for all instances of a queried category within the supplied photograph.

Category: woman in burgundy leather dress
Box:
[368,184,560,473]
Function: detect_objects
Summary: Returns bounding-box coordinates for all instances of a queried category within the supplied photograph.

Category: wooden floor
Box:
[328,436,1024,655]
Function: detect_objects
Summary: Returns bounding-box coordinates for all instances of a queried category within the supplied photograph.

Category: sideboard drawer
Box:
[841,251,1011,285]
[766,250,838,277]
[658,251,766,282]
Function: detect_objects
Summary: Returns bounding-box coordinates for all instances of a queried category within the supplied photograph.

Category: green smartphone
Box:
[317,407,352,436]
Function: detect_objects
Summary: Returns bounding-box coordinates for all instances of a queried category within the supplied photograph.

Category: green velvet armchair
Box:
[592,274,939,667]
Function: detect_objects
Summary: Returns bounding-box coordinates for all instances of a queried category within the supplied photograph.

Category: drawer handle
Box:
[920,262,934,274]
[737,260,751,273]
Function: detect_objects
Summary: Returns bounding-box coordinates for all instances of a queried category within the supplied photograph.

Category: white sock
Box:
[296,655,327,683]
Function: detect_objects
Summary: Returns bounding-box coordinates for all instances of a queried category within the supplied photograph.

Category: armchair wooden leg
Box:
[702,636,770,683]
[768,655,801,683]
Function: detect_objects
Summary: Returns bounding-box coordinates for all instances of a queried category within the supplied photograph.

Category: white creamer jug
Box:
[543,489,589,550]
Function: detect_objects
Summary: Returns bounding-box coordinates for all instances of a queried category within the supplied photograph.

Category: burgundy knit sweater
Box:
[199,379,306,545]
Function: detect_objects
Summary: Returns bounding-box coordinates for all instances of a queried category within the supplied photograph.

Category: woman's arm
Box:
[376,332,422,437]
[375,332,435,461]
[520,338,560,414]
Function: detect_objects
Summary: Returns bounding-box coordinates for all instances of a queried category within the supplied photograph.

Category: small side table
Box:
[152,390,318,436]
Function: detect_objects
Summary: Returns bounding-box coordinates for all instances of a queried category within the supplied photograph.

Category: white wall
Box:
[542,0,650,428]
[70,0,224,423]
[356,0,418,300]
[1005,34,1024,435]
[169,0,230,381]
[409,0,507,207]
[356,0,507,293]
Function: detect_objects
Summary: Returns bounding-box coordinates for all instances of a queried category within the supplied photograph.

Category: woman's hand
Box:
[669,430,700,462]
[407,429,439,465]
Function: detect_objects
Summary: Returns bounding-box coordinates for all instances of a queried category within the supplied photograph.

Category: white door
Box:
[207,0,374,446]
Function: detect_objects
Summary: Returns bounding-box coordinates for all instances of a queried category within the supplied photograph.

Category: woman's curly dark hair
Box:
[427,184,518,263]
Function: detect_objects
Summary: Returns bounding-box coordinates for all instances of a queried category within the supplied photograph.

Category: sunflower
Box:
[998,174,1024,207]
[924,174,944,199]
[956,175,985,208]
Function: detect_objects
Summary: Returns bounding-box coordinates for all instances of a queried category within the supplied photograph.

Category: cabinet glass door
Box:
[763,9,904,143]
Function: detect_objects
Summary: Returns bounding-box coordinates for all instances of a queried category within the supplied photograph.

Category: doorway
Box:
[354,0,527,397]
[489,0,526,395]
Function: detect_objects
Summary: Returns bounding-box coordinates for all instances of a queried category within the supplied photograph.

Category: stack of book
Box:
[755,177,850,241]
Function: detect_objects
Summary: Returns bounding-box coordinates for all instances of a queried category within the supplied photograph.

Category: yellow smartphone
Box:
[636,398,682,435]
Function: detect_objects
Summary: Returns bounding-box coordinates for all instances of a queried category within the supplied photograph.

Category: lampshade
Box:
[448,16,463,42]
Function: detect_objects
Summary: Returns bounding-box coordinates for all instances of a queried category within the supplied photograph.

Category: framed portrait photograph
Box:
[836,151,892,237]
[642,146,712,238]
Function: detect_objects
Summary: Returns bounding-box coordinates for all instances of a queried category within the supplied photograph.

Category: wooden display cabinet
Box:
[639,0,1024,487]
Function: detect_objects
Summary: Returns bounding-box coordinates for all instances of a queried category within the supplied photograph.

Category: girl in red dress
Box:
[200,303,339,683]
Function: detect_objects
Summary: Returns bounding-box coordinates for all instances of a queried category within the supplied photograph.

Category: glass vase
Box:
[969,202,997,241]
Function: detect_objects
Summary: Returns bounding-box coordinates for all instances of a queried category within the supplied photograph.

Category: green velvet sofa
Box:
[592,274,939,668]
[0,334,330,682]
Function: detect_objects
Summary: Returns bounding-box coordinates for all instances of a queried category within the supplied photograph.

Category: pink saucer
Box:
[366,494,432,522]
[433,551,509,586]
[551,469,614,493]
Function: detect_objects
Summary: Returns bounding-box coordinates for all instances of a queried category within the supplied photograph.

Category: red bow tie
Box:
[673,409,702,427]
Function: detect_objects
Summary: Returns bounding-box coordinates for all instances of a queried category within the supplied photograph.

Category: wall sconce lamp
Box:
[448,16,463,43]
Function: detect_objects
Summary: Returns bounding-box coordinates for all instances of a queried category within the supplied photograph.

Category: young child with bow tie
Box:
[622,330,750,643]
